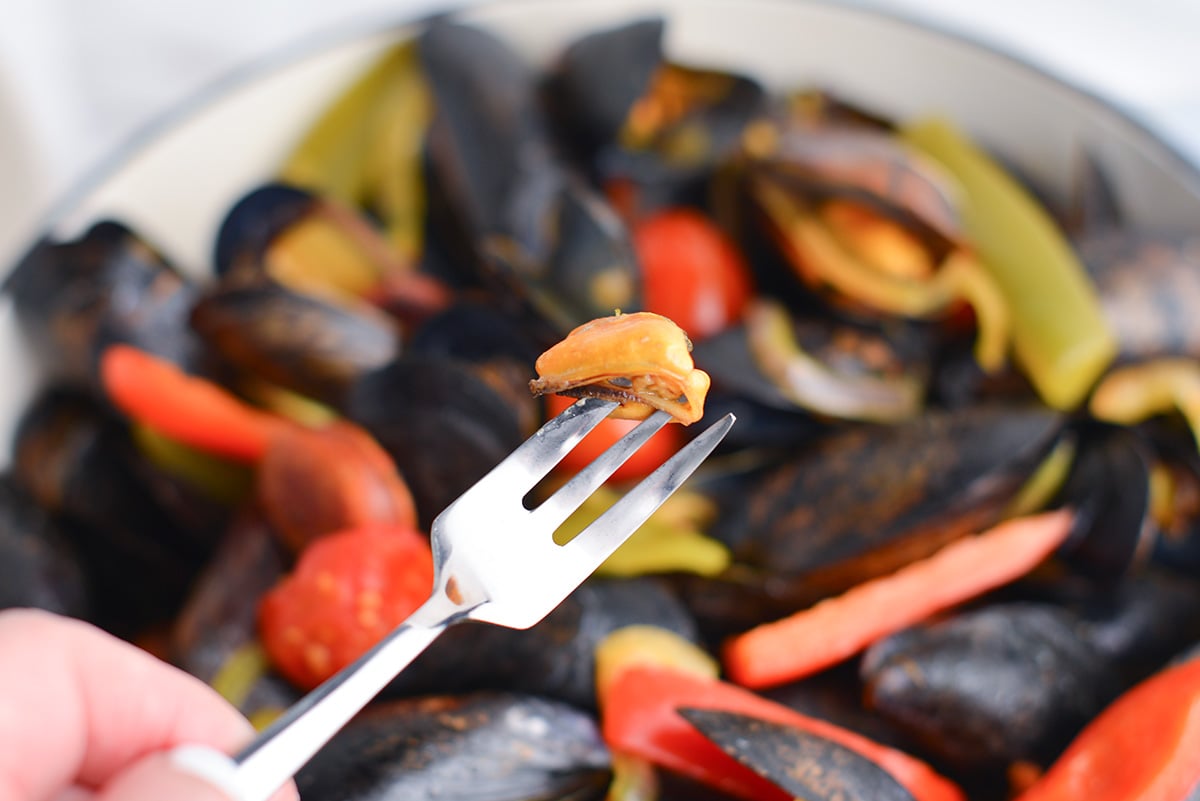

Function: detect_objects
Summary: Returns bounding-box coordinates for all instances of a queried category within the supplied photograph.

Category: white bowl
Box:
[4,0,1199,455]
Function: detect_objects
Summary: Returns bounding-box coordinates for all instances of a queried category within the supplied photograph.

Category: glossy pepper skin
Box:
[1013,656,1200,801]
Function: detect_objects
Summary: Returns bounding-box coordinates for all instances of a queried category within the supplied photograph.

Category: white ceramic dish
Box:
[3,0,1199,456]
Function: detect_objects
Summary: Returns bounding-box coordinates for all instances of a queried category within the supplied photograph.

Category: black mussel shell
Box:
[190,275,400,406]
[544,18,665,159]
[389,576,698,710]
[1052,421,1156,579]
[761,663,919,754]
[11,389,220,635]
[407,299,541,367]
[343,356,526,529]
[717,405,1064,596]
[6,220,201,386]
[214,183,314,276]
[0,475,90,617]
[420,20,641,337]
[296,692,611,801]
[680,708,916,801]
[862,603,1121,769]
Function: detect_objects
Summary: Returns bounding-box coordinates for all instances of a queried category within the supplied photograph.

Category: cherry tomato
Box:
[259,523,434,690]
[546,394,684,484]
[633,208,753,341]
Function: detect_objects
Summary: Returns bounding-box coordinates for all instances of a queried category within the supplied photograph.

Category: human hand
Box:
[0,608,298,801]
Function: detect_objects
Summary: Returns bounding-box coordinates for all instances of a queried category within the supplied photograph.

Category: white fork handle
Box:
[170,594,463,801]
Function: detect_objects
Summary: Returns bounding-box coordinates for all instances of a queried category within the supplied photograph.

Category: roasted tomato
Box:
[634,208,753,341]
[259,524,434,690]
[529,311,711,424]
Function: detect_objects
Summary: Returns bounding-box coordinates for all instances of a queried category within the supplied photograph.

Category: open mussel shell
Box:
[715,404,1065,599]
[544,17,665,161]
[295,692,611,801]
[419,19,641,337]
[214,182,416,296]
[6,219,201,386]
[679,708,917,801]
[190,274,400,407]
[11,389,224,636]
[693,300,932,424]
[0,475,90,617]
[741,122,964,253]
[1051,421,1157,579]
[388,577,698,709]
[861,603,1121,771]
[343,356,528,529]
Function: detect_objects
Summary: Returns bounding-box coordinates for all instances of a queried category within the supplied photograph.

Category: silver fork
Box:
[170,397,735,801]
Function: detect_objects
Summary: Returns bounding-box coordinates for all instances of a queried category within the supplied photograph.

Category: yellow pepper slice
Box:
[901,117,1117,409]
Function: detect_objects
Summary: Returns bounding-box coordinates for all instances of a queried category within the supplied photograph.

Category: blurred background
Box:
[3,0,1200,268]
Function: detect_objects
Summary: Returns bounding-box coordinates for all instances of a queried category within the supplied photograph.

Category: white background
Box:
[3,0,1200,267]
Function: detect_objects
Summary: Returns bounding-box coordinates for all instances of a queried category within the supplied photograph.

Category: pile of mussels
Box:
[6,14,1200,801]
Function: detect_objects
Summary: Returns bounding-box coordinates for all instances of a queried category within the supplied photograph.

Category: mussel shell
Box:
[998,570,1200,686]
[679,708,917,801]
[343,356,526,528]
[190,275,400,406]
[420,20,641,335]
[213,183,314,276]
[693,307,932,423]
[1052,421,1156,579]
[295,692,611,801]
[407,299,542,366]
[1078,229,1200,362]
[6,220,201,385]
[861,603,1121,769]
[0,475,90,617]
[389,577,698,709]
[171,510,298,718]
[12,389,218,635]
[544,17,665,159]
[718,405,1064,594]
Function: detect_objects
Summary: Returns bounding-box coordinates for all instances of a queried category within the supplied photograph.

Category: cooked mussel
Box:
[715,404,1064,600]
[295,692,611,801]
[419,19,641,336]
[189,273,400,407]
[0,475,90,617]
[6,219,202,387]
[343,356,530,528]
[694,299,930,423]
[680,708,917,801]
[529,311,711,424]
[11,388,224,635]
[861,603,1120,771]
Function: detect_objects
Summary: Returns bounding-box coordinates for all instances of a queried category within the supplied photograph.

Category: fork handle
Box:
[171,594,463,801]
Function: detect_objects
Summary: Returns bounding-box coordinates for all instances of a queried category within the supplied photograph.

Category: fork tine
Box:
[463,397,620,497]
[562,412,735,563]
[531,409,672,528]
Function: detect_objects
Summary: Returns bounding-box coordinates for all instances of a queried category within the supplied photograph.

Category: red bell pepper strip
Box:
[601,664,964,801]
[1015,656,1200,801]
[100,344,287,463]
[723,509,1074,689]
[258,523,434,691]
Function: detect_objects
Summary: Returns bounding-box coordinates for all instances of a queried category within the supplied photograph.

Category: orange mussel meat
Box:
[529,311,711,424]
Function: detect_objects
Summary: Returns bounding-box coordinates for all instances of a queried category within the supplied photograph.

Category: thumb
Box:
[95,752,300,801]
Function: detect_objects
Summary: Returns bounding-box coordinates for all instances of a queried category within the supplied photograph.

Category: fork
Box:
[170,397,735,801]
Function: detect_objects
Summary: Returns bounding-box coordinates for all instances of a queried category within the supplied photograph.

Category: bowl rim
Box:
[11,0,1200,272]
